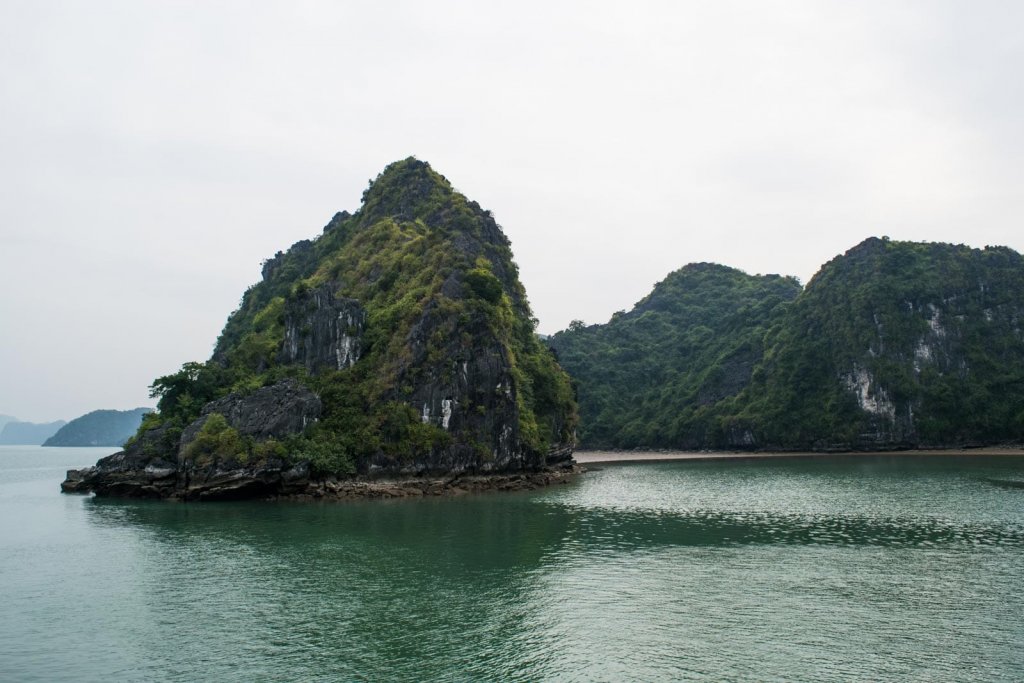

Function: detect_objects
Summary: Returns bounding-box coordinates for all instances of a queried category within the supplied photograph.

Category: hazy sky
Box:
[2,1,1023,422]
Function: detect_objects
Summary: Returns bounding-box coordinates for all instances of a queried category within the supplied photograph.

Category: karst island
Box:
[62,158,578,500]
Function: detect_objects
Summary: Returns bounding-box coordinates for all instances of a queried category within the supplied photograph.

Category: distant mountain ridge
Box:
[44,408,153,447]
[551,237,1024,450]
[0,420,67,445]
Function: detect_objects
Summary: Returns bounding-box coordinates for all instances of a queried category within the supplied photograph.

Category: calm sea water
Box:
[1,445,1023,682]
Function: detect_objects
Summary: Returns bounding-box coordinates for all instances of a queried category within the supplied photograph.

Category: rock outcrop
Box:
[63,158,577,500]
[178,380,322,449]
[743,238,1024,450]
[279,284,366,372]
[61,454,579,501]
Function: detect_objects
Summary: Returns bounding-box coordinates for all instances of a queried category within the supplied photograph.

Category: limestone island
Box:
[63,159,578,501]
[44,408,153,447]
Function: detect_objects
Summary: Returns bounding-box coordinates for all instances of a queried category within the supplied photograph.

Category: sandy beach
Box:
[574,448,1024,464]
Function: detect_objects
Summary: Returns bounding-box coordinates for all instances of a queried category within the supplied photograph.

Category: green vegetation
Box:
[181,414,245,466]
[743,238,1024,448]
[550,263,800,448]
[132,158,576,474]
[551,238,1024,450]
[464,266,504,304]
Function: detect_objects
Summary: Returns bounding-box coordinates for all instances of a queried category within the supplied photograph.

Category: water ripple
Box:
[2,449,1023,681]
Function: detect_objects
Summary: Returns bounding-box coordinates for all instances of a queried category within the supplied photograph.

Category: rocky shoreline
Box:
[278,466,583,501]
[61,452,582,502]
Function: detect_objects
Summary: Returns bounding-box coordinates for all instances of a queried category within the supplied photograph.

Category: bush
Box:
[182,413,246,466]
[464,267,503,304]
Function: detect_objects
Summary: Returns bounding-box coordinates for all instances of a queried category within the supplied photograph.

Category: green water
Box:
[2,446,1023,681]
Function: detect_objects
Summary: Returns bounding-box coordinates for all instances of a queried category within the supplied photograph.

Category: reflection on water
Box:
[2,449,1024,681]
[558,505,1024,550]
[81,495,578,681]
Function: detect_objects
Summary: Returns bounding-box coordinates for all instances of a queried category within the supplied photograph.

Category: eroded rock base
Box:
[61,463,583,502]
[289,466,583,500]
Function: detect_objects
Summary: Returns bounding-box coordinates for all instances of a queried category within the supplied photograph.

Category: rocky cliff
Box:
[64,159,577,500]
[551,238,1024,451]
[743,237,1024,450]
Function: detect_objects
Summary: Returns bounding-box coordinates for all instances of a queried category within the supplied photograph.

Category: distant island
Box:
[550,237,1024,451]
[63,159,577,500]
[44,408,153,447]
[0,420,67,445]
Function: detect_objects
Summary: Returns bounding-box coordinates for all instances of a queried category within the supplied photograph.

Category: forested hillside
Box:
[551,238,1024,450]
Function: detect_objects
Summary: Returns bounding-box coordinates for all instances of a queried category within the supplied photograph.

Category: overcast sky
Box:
[2,0,1023,422]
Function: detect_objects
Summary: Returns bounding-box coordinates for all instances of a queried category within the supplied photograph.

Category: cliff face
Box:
[552,238,1024,451]
[64,159,577,500]
[278,284,366,373]
[744,238,1024,449]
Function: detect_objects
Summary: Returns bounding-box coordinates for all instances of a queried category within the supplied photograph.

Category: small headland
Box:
[61,459,582,502]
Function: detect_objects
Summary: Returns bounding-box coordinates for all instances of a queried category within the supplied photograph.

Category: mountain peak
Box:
[360,157,454,224]
[65,160,577,499]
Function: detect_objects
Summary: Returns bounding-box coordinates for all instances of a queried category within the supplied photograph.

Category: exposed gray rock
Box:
[62,380,324,499]
[62,452,578,501]
[180,457,298,501]
[179,379,322,453]
[382,296,538,475]
[724,425,757,449]
[60,449,179,498]
[123,421,178,458]
[279,283,366,373]
[60,158,577,500]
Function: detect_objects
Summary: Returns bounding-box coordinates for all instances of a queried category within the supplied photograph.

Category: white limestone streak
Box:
[926,304,946,337]
[333,311,361,369]
[844,365,896,421]
[441,399,453,430]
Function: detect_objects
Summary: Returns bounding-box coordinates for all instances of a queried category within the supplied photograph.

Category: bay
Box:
[2,445,1023,681]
